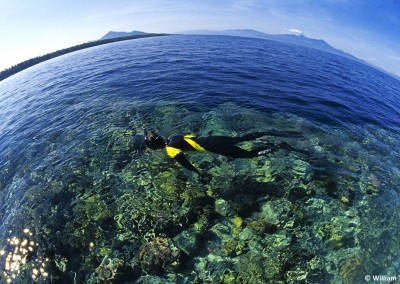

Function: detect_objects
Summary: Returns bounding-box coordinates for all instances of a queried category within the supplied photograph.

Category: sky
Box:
[0,0,400,77]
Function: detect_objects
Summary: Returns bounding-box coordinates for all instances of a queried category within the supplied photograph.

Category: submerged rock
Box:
[214,198,234,217]
[236,250,283,281]
[247,219,277,235]
[137,237,181,274]
[359,173,381,195]
[339,256,365,284]
[173,228,199,257]
[95,256,123,282]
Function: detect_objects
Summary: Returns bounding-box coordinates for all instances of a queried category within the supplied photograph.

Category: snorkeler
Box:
[144,129,309,175]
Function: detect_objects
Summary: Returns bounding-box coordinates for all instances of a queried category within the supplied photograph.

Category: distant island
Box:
[0,32,167,82]
[100,30,149,40]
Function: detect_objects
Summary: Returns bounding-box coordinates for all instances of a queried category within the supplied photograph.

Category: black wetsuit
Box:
[165,131,305,174]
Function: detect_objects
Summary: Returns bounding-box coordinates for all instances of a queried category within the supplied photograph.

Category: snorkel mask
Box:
[144,129,166,149]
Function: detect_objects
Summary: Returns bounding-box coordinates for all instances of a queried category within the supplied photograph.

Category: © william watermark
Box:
[365,275,400,282]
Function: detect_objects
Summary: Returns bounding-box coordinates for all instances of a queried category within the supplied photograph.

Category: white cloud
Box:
[282,28,303,36]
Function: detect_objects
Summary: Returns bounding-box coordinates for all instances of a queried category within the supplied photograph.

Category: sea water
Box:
[0,35,399,283]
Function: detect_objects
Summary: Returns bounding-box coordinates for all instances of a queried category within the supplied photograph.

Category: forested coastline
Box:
[0,33,168,81]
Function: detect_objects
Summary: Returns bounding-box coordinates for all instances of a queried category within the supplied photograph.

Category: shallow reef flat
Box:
[0,102,400,283]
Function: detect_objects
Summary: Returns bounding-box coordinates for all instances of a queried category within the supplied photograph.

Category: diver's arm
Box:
[174,152,201,175]
[165,146,201,174]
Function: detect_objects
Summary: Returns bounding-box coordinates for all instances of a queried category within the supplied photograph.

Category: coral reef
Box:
[1,103,399,283]
[137,237,181,274]
[95,256,123,282]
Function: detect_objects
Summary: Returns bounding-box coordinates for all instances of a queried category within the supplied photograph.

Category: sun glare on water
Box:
[1,228,49,283]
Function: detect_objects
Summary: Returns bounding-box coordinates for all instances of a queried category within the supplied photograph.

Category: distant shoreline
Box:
[0,33,169,82]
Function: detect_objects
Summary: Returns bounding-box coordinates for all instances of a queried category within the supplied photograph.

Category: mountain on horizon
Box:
[100,31,148,40]
[179,29,362,63]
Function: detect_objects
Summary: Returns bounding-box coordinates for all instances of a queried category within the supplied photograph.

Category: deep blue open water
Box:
[0,35,400,283]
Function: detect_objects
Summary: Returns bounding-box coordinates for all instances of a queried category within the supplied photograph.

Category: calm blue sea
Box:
[0,35,400,283]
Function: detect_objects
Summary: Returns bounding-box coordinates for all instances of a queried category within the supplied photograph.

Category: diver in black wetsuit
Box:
[144,129,309,175]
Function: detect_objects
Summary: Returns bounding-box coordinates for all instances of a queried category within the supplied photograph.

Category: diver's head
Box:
[145,131,166,150]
